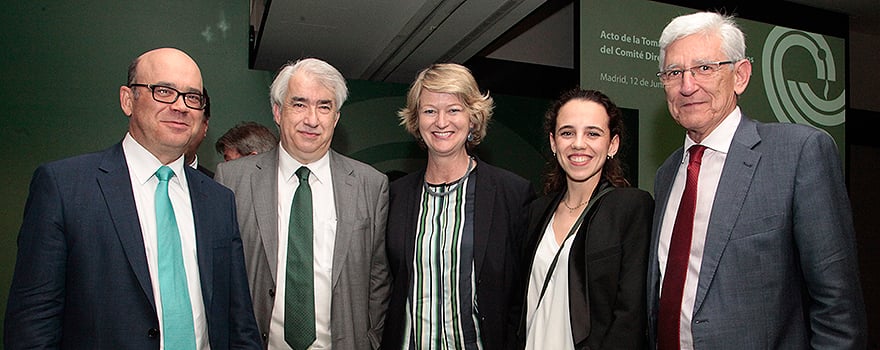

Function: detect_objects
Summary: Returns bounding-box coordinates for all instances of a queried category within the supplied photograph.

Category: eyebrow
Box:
[154,81,202,94]
[557,125,605,132]
[290,96,334,105]
[663,59,722,70]
[420,103,463,109]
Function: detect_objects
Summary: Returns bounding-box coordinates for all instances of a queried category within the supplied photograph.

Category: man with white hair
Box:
[647,11,866,349]
[216,58,390,350]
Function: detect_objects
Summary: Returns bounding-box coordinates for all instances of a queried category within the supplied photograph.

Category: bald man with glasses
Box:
[5,47,261,349]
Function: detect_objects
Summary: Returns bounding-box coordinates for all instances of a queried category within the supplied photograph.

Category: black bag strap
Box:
[536,183,613,307]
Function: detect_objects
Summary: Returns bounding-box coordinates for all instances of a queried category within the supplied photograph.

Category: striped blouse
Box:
[403,173,483,350]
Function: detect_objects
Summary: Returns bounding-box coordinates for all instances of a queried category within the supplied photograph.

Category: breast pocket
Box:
[725,213,792,281]
[586,244,623,290]
[729,213,786,241]
[212,238,232,275]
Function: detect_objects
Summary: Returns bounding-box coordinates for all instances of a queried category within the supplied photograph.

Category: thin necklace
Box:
[563,195,589,211]
[423,156,474,197]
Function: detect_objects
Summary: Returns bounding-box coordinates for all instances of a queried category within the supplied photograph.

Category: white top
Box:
[526,215,576,350]
[123,133,210,350]
[658,107,741,349]
[268,149,337,350]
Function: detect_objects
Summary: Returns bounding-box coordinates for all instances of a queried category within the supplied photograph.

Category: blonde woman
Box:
[383,63,533,350]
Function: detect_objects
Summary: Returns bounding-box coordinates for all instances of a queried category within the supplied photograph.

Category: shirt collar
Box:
[278,148,332,185]
[188,154,199,169]
[122,132,187,186]
[682,106,741,161]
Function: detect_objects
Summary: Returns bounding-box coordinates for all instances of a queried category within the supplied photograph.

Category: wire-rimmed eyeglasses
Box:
[656,61,734,86]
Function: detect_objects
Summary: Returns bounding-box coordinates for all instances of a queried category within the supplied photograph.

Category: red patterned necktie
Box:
[658,145,707,350]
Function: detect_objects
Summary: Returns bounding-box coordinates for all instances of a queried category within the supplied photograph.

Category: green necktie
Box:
[155,165,196,349]
[285,166,315,349]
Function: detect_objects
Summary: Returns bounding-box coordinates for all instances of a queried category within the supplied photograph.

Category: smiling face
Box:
[550,99,619,188]
[662,33,751,142]
[417,89,473,159]
[273,72,339,164]
[120,48,204,164]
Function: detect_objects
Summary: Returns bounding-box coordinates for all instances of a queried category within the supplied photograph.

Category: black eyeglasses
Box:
[129,83,208,110]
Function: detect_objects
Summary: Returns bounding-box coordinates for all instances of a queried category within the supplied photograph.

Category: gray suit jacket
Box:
[216,147,390,350]
[647,115,866,349]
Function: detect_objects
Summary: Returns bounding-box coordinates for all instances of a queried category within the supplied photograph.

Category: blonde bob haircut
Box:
[398,63,494,149]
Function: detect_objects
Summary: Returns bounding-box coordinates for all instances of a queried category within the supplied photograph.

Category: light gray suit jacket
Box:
[215,147,390,350]
[647,115,866,349]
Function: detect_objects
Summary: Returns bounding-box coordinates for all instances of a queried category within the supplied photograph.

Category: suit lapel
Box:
[252,149,280,279]
[403,170,424,280]
[524,194,561,275]
[472,165,495,279]
[692,117,761,314]
[648,148,683,312]
[187,168,214,307]
[329,151,355,288]
[98,144,155,308]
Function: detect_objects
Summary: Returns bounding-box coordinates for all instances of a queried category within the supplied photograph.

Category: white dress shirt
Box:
[122,133,210,350]
[268,149,337,350]
[658,108,741,349]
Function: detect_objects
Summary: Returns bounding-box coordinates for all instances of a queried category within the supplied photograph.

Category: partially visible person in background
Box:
[383,63,534,350]
[185,87,213,177]
[520,88,651,349]
[215,121,278,161]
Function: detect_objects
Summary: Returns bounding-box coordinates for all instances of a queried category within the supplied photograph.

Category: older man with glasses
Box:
[647,11,866,350]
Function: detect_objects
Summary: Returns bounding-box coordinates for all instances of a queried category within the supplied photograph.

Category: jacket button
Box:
[148,328,160,338]
[269,288,276,297]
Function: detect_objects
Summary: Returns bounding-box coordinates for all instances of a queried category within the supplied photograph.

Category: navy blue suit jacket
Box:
[5,143,261,349]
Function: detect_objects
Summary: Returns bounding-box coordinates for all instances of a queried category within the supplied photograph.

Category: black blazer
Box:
[383,160,534,350]
[520,183,652,349]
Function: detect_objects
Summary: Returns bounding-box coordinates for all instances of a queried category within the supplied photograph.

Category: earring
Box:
[607,154,614,160]
[467,132,474,142]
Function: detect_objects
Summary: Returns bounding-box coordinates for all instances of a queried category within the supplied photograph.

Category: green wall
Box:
[0,2,552,344]
[0,1,275,342]
[580,0,848,191]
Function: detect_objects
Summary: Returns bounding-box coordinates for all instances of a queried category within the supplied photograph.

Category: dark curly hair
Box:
[542,88,630,195]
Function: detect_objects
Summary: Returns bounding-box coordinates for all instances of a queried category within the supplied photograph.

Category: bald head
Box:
[120,47,206,164]
[128,48,203,89]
